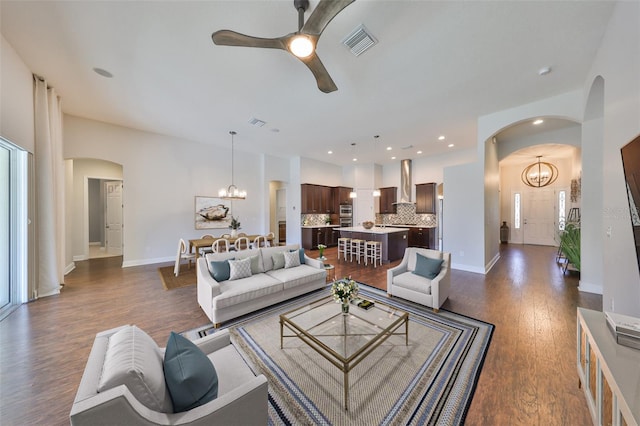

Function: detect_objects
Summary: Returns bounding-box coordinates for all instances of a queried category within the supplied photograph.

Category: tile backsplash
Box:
[301,214,332,226]
[376,203,437,227]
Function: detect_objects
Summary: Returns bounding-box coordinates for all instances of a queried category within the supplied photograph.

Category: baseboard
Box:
[122,256,174,268]
[485,252,500,273]
[578,280,603,295]
[73,254,88,262]
[64,262,76,275]
[451,262,486,275]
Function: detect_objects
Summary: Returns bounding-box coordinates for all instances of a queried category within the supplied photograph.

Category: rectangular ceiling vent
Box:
[342,24,377,57]
[248,117,266,127]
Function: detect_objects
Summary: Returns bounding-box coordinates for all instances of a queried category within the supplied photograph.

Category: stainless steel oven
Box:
[339,204,352,217]
[339,217,352,227]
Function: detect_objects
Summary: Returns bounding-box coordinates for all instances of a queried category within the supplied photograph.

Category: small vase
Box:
[342,300,349,315]
[231,229,238,238]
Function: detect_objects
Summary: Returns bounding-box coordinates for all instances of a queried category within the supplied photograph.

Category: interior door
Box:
[522,188,556,246]
[105,181,123,255]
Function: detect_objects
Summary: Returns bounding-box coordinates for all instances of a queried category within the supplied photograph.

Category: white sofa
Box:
[387,247,451,312]
[197,244,326,326]
[70,326,268,425]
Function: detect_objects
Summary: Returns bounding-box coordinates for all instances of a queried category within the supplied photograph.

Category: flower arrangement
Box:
[317,243,327,259]
[229,216,241,230]
[331,278,359,304]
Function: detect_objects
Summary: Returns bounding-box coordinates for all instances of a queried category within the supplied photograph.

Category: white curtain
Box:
[33,76,65,298]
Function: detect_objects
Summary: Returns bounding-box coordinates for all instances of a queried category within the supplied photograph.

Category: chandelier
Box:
[521,156,559,188]
[219,131,246,200]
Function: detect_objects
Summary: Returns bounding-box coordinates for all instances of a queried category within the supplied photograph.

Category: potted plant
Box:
[559,223,580,271]
[317,244,327,260]
[331,278,359,315]
[229,216,241,238]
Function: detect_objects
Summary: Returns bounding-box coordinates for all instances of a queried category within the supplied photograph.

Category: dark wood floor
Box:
[0,244,601,425]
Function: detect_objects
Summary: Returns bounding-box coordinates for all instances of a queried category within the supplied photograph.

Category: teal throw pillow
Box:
[209,259,232,281]
[291,248,305,264]
[164,332,218,413]
[272,252,285,270]
[413,253,444,280]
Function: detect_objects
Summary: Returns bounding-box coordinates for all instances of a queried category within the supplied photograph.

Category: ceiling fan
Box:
[211,0,355,93]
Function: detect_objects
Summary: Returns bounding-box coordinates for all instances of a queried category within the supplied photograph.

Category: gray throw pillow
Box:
[413,253,444,280]
[249,255,262,274]
[272,252,285,270]
[164,332,218,412]
[291,248,305,264]
[228,257,252,280]
[284,250,301,268]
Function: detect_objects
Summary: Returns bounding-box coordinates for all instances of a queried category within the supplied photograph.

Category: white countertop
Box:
[335,226,409,234]
[301,224,339,228]
[375,224,436,229]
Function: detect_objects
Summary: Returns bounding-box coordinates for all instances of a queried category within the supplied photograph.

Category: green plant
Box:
[229,216,241,230]
[560,224,580,271]
[331,278,359,303]
[317,244,326,258]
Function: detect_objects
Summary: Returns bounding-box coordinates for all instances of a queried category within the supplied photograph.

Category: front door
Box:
[105,181,123,255]
[522,188,556,246]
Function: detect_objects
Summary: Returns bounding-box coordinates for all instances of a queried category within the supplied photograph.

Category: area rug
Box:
[157,264,195,290]
[183,285,494,425]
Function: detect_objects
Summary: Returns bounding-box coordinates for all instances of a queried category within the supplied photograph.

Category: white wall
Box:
[497,125,581,161]
[0,35,34,152]
[300,157,343,186]
[585,1,640,316]
[484,137,500,271]
[63,114,265,266]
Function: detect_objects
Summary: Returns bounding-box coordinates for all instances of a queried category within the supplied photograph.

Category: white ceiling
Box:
[0,1,615,166]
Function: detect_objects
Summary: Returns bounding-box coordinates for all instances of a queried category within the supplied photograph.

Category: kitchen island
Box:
[336,226,409,263]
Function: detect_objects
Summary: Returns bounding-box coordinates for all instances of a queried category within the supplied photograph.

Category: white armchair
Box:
[70,326,268,425]
[387,247,451,312]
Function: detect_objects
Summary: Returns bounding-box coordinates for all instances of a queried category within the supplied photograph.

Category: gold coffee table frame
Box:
[279,296,409,410]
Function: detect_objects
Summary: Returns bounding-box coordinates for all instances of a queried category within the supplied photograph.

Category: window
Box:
[558,190,566,231]
[514,193,521,229]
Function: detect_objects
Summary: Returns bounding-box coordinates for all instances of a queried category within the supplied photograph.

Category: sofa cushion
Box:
[228,258,252,280]
[259,245,301,271]
[214,275,284,310]
[164,332,218,412]
[97,325,173,413]
[283,250,301,268]
[413,253,443,279]
[209,259,233,282]
[266,264,326,290]
[271,252,285,270]
[393,271,432,295]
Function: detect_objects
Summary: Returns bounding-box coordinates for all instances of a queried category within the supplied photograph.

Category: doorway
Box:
[87,178,122,258]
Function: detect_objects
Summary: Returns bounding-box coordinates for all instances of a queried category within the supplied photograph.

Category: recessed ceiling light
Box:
[386,146,392,151]
[538,66,552,76]
[352,158,357,162]
[448,144,454,148]
[93,67,113,78]
[417,150,422,154]
[328,150,333,154]
[533,119,544,125]
[438,135,445,140]
[391,156,396,160]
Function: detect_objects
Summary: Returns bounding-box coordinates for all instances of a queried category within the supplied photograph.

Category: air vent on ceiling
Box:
[248,117,266,127]
[342,24,377,57]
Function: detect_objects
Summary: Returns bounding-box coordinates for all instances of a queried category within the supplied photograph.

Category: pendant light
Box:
[219,131,246,200]
[521,156,558,188]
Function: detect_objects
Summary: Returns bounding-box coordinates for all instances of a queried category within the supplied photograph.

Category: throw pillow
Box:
[291,248,305,264]
[249,255,262,274]
[209,259,233,281]
[164,332,218,412]
[284,250,301,269]
[272,252,285,270]
[97,325,173,413]
[413,253,444,280]
[228,257,252,280]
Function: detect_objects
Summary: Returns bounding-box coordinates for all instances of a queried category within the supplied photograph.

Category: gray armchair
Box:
[387,247,451,312]
[70,326,268,425]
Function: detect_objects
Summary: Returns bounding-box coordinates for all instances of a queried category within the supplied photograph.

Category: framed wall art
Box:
[194,196,231,230]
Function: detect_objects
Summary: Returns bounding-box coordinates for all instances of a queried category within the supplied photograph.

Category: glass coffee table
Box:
[279,295,409,410]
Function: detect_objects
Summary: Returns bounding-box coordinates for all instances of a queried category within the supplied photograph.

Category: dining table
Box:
[189,235,274,259]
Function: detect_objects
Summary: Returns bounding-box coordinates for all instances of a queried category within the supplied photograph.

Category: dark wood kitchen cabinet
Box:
[408,227,436,249]
[415,183,436,214]
[301,226,339,250]
[301,184,333,214]
[379,187,397,214]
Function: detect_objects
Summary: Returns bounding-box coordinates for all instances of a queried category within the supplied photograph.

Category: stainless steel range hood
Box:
[394,159,415,204]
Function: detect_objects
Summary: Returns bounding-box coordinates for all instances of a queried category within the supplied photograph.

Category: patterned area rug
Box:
[183,285,494,425]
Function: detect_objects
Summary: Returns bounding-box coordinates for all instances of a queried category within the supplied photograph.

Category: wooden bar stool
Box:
[365,240,382,268]
[350,239,365,264]
[337,237,350,261]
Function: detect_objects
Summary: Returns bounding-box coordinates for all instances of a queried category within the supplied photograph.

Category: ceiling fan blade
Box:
[298,52,338,93]
[212,30,287,50]
[302,0,355,36]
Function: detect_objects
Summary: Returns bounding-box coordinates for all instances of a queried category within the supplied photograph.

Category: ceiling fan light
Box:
[289,35,314,58]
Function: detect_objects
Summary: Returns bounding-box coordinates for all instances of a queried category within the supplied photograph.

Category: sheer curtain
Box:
[33,76,65,298]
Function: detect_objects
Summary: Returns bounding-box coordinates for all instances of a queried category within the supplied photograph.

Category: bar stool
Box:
[350,239,365,264]
[365,240,382,268]
[337,237,350,261]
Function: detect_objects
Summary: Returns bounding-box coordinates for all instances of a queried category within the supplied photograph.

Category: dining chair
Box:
[234,237,250,251]
[221,233,232,239]
[252,235,267,249]
[199,234,215,256]
[174,238,196,277]
[265,232,275,247]
[238,232,248,237]
[211,238,230,253]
